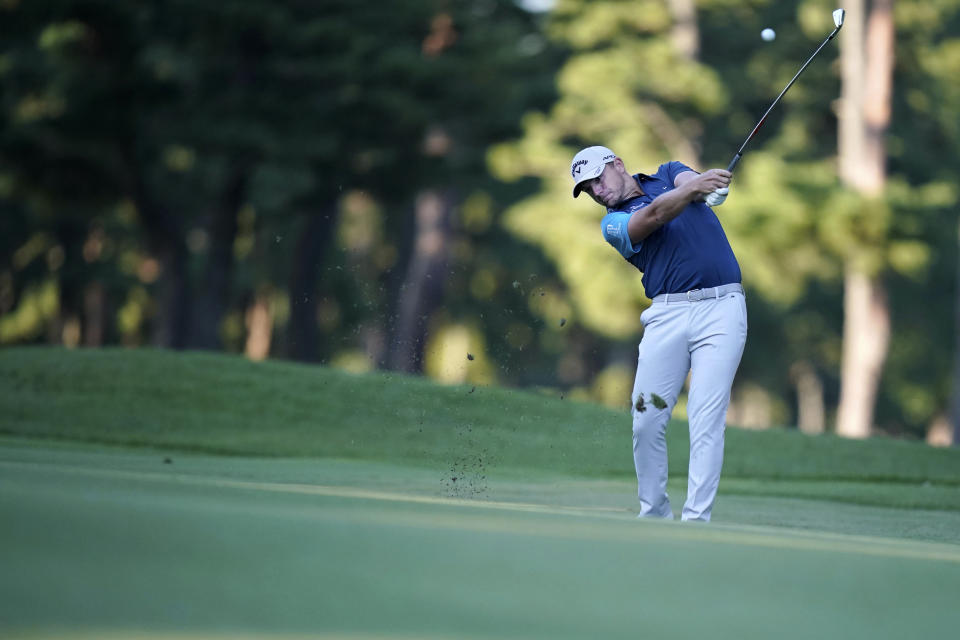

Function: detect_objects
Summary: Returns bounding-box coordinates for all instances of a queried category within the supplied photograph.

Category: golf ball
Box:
[761,28,776,42]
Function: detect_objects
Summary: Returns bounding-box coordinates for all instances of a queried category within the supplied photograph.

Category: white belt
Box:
[652,283,743,304]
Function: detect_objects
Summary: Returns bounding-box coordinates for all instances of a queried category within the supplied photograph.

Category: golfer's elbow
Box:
[627,210,664,243]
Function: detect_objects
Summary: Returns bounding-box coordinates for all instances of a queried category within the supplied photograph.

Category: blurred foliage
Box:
[1,0,960,438]
[492,0,960,437]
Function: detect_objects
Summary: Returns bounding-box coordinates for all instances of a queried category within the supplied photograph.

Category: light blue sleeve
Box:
[601,211,640,258]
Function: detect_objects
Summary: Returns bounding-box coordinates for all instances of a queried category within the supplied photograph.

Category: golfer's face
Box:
[584,163,625,207]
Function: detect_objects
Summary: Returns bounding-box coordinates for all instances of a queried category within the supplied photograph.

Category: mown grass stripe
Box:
[4,458,960,564]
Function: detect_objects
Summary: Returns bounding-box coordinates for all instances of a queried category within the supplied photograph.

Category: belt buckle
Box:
[686,289,703,302]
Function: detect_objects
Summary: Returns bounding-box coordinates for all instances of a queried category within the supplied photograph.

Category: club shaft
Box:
[728,25,842,172]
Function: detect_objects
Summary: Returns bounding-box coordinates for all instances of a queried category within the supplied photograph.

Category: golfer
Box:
[571,145,747,522]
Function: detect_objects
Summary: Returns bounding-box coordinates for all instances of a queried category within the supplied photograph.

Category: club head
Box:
[833,8,846,28]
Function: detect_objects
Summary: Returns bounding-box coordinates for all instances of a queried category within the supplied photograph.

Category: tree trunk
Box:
[53,217,86,347]
[83,280,107,347]
[667,0,699,60]
[286,208,337,362]
[190,164,249,350]
[836,268,890,437]
[245,290,273,361]
[839,0,893,194]
[835,0,894,438]
[790,360,825,435]
[387,188,453,373]
[122,147,191,349]
[952,219,960,447]
[152,242,191,349]
[654,0,701,165]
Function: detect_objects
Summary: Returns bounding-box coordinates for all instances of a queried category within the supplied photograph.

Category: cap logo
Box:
[571,158,588,178]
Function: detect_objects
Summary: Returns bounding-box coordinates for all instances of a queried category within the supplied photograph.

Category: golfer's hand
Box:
[705,187,729,207]
[694,169,731,207]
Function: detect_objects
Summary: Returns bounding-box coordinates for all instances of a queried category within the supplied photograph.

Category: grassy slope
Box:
[3,346,960,508]
[5,347,960,638]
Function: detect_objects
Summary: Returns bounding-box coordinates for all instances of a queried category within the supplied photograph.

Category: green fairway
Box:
[3,347,960,638]
[3,441,960,640]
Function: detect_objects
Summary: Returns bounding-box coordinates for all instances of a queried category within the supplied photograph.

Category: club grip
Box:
[726,153,742,173]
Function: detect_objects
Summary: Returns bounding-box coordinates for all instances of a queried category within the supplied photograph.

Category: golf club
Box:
[706,8,845,205]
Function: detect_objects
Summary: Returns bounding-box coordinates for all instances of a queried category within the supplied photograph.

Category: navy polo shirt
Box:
[600,161,741,298]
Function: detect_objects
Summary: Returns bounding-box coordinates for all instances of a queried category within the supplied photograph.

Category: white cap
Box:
[570,145,617,197]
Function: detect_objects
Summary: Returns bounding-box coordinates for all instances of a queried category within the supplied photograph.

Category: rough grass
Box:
[2,346,960,502]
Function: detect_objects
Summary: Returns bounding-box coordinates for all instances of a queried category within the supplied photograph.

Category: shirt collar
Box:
[634,173,654,185]
[615,173,653,207]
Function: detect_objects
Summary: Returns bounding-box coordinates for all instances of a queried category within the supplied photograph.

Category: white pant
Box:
[631,290,747,521]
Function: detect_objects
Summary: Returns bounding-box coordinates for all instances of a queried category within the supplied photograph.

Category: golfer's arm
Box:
[673,170,700,190]
[626,175,700,243]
